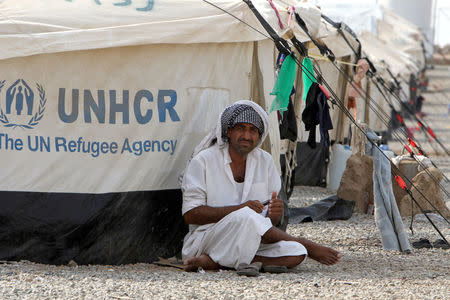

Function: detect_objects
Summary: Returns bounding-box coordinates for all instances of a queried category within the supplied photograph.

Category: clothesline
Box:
[308,53,391,72]
[307,54,359,66]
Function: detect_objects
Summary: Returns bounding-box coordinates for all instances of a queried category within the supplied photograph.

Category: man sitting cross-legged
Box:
[181,100,341,272]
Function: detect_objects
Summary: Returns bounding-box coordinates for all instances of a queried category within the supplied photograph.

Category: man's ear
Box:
[226,127,232,138]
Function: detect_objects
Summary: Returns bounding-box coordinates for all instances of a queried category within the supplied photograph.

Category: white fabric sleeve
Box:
[181,156,207,215]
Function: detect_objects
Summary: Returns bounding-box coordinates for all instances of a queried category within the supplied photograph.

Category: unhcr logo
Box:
[0,79,47,129]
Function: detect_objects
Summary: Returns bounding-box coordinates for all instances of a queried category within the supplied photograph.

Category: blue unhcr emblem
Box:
[65,0,154,11]
[0,80,47,129]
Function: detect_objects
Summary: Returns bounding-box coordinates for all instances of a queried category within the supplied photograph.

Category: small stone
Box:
[67,260,78,267]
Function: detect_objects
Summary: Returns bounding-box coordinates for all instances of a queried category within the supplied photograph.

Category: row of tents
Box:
[0,0,434,264]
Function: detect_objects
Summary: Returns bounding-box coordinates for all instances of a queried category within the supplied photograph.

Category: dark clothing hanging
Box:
[301,82,333,148]
[279,89,298,142]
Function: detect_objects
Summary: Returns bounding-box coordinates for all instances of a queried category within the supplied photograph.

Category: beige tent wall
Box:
[356,77,370,124]
[252,39,281,172]
[367,80,390,132]
[354,70,392,133]
[360,31,419,79]
[377,7,426,70]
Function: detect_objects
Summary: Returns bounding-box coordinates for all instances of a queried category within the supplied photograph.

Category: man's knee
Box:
[286,254,306,268]
[228,206,258,222]
[229,207,267,226]
[224,207,272,238]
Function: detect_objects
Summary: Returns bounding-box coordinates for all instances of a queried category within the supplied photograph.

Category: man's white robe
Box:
[181,144,307,269]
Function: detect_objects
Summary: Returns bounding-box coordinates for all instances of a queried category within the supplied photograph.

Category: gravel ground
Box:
[1,207,448,300]
[1,68,449,299]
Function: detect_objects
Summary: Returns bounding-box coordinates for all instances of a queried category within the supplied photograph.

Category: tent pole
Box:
[293,51,304,138]
[282,50,304,195]
[251,41,271,154]
[364,79,371,124]
[335,56,351,143]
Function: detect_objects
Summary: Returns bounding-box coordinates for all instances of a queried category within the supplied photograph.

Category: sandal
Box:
[433,239,450,250]
[236,262,262,277]
[412,238,432,249]
[262,265,288,273]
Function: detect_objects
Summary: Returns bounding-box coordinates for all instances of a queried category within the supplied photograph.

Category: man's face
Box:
[227,122,261,156]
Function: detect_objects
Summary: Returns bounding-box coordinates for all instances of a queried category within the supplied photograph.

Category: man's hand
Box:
[241,200,265,214]
[267,192,283,225]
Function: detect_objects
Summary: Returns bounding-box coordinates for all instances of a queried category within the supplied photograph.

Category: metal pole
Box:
[432,0,438,50]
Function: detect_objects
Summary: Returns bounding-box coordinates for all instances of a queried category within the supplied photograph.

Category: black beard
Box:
[230,139,256,155]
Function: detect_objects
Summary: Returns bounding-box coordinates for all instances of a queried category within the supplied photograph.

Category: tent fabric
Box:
[368,79,391,132]
[377,8,425,70]
[315,29,360,59]
[0,0,331,62]
[359,31,419,78]
[0,38,280,262]
[315,0,381,35]
[0,41,263,193]
[0,0,287,60]
[313,1,425,75]
[250,38,282,172]
[292,2,322,39]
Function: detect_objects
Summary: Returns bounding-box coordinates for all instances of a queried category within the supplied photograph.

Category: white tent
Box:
[377,8,426,71]
[0,0,289,193]
[357,31,420,131]
[311,2,427,135]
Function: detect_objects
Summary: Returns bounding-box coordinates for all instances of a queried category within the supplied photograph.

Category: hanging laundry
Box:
[348,59,370,119]
[270,53,297,113]
[266,0,285,30]
[279,90,298,142]
[275,53,286,72]
[302,57,316,102]
[302,82,333,148]
[318,84,330,99]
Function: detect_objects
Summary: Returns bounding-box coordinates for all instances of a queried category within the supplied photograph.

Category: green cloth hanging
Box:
[302,57,316,102]
[270,54,297,113]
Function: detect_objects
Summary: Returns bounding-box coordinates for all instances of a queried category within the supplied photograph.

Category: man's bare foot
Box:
[260,227,341,266]
[307,244,341,265]
[183,254,221,272]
